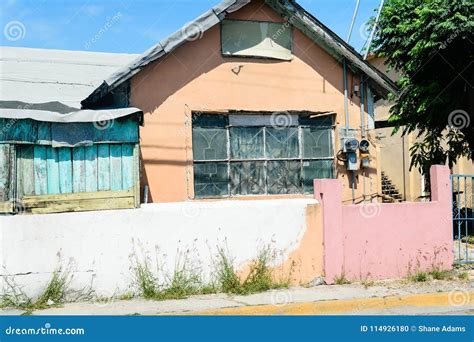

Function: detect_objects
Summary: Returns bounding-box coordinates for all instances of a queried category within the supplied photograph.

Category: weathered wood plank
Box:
[0,144,11,201]
[58,148,72,194]
[27,196,135,214]
[72,147,86,193]
[97,144,110,191]
[22,189,133,203]
[33,146,48,195]
[121,144,134,190]
[46,147,60,194]
[0,201,13,213]
[95,117,139,143]
[37,122,51,144]
[19,146,35,196]
[8,146,16,201]
[85,145,98,192]
[6,120,37,143]
[133,144,140,207]
[110,144,123,190]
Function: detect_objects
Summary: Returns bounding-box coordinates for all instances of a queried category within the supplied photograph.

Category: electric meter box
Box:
[346,152,359,170]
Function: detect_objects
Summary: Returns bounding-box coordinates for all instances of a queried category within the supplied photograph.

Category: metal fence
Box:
[451,174,474,264]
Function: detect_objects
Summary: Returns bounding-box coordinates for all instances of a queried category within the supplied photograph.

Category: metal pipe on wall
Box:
[343,59,355,203]
[360,75,366,201]
[343,59,349,132]
[360,74,365,138]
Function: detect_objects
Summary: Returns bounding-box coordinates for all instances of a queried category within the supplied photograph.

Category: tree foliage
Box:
[372,0,473,175]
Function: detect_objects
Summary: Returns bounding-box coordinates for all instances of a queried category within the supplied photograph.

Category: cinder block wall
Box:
[0,199,323,297]
[315,165,453,283]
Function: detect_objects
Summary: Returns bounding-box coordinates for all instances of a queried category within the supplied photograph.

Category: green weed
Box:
[333,273,351,285]
[408,271,428,282]
[1,267,73,310]
[215,246,290,295]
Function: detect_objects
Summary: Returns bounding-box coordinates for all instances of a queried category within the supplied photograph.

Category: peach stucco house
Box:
[82,0,397,204]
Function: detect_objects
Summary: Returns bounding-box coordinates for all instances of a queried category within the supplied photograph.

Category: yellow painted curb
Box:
[192,291,474,316]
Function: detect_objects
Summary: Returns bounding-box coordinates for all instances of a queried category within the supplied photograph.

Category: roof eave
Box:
[265,0,398,98]
[82,0,398,108]
[81,0,250,108]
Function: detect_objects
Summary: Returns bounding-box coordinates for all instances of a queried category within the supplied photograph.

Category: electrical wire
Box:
[364,0,385,59]
[346,0,361,43]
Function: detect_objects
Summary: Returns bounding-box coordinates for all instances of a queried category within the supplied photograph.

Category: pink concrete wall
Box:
[314,165,453,283]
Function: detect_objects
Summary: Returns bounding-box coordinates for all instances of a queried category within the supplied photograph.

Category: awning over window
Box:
[221,20,293,61]
[0,116,139,147]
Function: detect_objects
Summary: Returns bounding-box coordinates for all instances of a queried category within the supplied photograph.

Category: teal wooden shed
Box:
[0,105,143,214]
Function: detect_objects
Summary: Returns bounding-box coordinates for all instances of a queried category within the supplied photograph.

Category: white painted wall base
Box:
[0,199,317,297]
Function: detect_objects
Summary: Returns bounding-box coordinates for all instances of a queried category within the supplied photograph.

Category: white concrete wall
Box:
[0,199,317,297]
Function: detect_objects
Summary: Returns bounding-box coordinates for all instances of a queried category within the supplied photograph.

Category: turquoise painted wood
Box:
[5,119,37,144]
[46,147,60,194]
[95,118,139,143]
[16,143,137,197]
[37,122,51,143]
[110,145,122,190]
[97,145,110,191]
[33,146,48,195]
[85,145,98,192]
[73,147,86,193]
[0,144,11,201]
[58,148,73,194]
[20,146,34,196]
[121,144,134,190]
[1,117,139,145]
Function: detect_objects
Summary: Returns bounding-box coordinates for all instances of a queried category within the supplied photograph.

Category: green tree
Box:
[371,0,473,175]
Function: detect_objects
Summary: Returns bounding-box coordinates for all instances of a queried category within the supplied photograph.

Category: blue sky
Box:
[0,0,381,54]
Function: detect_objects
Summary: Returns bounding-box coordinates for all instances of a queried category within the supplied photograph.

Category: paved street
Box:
[2,280,472,316]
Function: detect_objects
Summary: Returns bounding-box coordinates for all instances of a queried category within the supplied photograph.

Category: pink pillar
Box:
[429,164,454,266]
[430,164,451,203]
[314,179,343,283]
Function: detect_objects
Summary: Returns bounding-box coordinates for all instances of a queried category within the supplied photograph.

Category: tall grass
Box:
[132,250,208,300]
[132,245,291,300]
[215,246,291,295]
[1,266,74,310]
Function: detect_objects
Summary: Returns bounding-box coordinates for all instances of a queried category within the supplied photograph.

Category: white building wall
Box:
[0,199,317,297]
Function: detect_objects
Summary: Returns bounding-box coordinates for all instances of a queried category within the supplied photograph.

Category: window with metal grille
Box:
[192,113,334,198]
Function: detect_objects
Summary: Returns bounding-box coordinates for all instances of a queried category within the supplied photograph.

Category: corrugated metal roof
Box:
[81,0,251,107]
[0,46,138,109]
[81,0,398,108]
[0,106,142,123]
